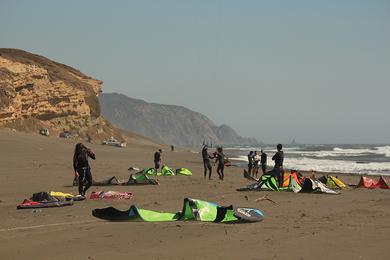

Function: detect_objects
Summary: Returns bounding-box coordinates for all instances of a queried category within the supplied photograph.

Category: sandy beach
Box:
[0,129,389,260]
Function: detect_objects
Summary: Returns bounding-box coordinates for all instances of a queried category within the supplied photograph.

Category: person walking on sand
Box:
[247,151,254,175]
[73,143,96,196]
[154,149,163,172]
[202,145,215,180]
[215,146,226,180]
[252,151,260,178]
[272,144,284,187]
[260,150,267,175]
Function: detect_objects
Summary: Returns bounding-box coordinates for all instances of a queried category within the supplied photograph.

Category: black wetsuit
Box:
[216,152,225,180]
[202,147,214,179]
[73,149,96,196]
[247,153,254,174]
[261,152,267,174]
[154,151,161,170]
[272,151,284,187]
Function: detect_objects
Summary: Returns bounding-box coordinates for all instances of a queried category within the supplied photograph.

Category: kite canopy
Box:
[356,176,389,189]
[175,168,193,176]
[17,192,74,209]
[299,179,339,194]
[143,168,157,175]
[140,166,192,176]
[279,175,302,193]
[73,174,158,186]
[126,174,159,185]
[238,173,338,194]
[49,191,85,201]
[319,175,347,189]
[160,165,175,176]
[92,198,264,223]
[282,171,303,187]
[90,191,133,200]
[237,174,279,191]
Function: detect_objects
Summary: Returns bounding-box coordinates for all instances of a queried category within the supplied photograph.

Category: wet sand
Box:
[0,129,389,260]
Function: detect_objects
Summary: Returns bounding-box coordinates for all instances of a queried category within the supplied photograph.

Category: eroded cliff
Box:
[0,49,125,142]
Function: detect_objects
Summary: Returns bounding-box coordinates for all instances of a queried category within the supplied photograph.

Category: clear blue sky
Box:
[1,0,389,144]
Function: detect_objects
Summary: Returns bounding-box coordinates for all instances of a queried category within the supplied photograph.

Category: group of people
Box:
[201,145,226,180]
[247,150,267,179]
[249,144,284,186]
[72,141,285,197]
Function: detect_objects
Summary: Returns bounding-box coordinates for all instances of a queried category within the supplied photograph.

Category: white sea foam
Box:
[234,146,390,158]
[375,145,390,157]
[283,157,390,175]
[230,155,390,175]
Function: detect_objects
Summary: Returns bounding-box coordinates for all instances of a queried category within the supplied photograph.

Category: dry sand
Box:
[0,129,389,260]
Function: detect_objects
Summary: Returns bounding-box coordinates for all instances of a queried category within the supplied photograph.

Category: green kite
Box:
[92,198,264,223]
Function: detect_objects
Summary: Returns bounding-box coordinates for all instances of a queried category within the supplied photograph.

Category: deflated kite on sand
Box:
[90,191,133,200]
[318,175,347,189]
[142,166,193,176]
[299,179,339,194]
[17,191,84,209]
[73,173,158,186]
[238,174,339,194]
[92,198,264,223]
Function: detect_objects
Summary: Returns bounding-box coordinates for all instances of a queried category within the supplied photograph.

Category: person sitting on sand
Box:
[309,170,317,180]
[215,146,226,180]
[73,143,96,196]
[202,145,215,180]
[154,149,163,172]
[271,144,284,187]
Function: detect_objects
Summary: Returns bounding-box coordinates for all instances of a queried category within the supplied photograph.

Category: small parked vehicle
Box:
[39,128,50,136]
[59,131,78,139]
[102,137,126,148]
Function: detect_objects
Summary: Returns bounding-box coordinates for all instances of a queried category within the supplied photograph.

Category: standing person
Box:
[252,151,260,179]
[73,143,96,196]
[215,146,226,180]
[201,145,215,180]
[260,150,267,175]
[272,144,284,187]
[154,149,162,172]
[171,145,174,152]
[247,151,254,175]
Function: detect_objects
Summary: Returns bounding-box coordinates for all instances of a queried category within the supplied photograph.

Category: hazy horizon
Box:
[1,0,389,144]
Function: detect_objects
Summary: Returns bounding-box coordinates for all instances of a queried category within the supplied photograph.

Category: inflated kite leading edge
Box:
[92,198,264,223]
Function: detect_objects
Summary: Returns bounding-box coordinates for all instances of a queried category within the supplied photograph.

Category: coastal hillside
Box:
[0,48,156,146]
[100,93,258,147]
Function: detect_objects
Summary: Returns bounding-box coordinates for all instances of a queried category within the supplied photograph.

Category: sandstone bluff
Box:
[0,48,129,142]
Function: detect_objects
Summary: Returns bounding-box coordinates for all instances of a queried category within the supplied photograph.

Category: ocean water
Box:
[227,144,390,176]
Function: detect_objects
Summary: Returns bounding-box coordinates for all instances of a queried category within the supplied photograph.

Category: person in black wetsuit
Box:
[154,149,162,172]
[215,146,226,180]
[271,144,284,187]
[247,151,254,175]
[260,150,267,174]
[201,145,215,179]
[73,143,96,196]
